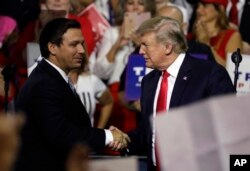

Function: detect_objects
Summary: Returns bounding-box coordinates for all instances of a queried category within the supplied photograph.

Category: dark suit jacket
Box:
[128,54,235,168]
[187,40,215,62]
[14,59,105,171]
[240,0,250,44]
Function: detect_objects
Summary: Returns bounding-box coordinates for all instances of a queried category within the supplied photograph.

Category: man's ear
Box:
[165,43,173,55]
[182,22,188,35]
[48,42,56,56]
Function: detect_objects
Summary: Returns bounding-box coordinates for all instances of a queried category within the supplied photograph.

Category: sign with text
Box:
[125,54,146,101]
[78,3,110,42]
[226,53,250,96]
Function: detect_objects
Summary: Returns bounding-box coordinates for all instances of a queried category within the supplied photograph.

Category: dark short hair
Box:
[39,18,81,58]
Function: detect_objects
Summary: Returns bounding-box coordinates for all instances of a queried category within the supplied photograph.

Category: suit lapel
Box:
[39,60,77,97]
[170,55,192,108]
[38,59,67,84]
[144,70,161,117]
[38,59,90,121]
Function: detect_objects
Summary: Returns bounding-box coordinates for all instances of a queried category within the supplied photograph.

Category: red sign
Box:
[78,4,111,42]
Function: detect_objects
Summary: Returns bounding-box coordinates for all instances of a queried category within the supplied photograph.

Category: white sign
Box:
[155,94,250,171]
[88,157,137,171]
[226,53,250,95]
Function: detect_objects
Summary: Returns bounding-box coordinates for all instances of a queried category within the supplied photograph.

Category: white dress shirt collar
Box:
[167,53,185,78]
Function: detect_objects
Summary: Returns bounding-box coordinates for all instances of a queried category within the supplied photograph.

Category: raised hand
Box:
[194,19,210,45]
[108,126,131,151]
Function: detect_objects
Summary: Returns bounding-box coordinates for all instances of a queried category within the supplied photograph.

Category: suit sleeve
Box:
[29,82,106,152]
[127,76,148,155]
[208,64,236,95]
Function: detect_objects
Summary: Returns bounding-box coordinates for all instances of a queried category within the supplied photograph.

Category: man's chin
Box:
[72,64,82,70]
[145,64,154,69]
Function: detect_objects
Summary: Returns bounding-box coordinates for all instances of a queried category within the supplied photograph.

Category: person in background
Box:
[0,16,17,50]
[69,0,119,74]
[8,0,96,93]
[94,0,119,25]
[69,0,94,15]
[157,5,215,62]
[171,0,194,21]
[0,113,91,171]
[0,16,19,112]
[0,0,40,32]
[66,144,89,171]
[192,0,242,67]
[0,66,17,112]
[94,0,156,84]
[40,0,96,55]
[69,48,113,129]
[14,18,130,171]
[239,0,250,54]
[93,0,156,133]
[118,5,216,119]
[127,16,235,171]
[154,0,189,34]
[0,114,24,171]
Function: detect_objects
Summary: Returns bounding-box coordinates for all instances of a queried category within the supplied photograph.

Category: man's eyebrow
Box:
[69,39,85,44]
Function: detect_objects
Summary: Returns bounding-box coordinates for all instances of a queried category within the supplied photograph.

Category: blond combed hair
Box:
[136,16,188,54]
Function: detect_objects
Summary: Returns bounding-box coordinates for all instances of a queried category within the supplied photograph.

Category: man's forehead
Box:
[62,28,84,40]
[140,32,156,42]
[63,28,82,35]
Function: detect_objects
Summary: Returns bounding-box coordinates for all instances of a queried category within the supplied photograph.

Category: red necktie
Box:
[156,70,169,171]
[156,71,169,113]
[230,0,238,25]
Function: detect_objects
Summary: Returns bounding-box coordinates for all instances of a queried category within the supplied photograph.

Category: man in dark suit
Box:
[128,16,235,171]
[14,18,130,171]
[118,5,216,116]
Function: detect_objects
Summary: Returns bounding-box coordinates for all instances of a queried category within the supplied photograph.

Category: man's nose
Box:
[78,44,85,54]
[139,45,145,55]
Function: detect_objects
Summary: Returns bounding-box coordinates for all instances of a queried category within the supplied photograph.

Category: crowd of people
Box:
[0,0,247,171]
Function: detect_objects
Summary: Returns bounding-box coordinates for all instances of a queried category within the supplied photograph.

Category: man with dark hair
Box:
[14,18,130,171]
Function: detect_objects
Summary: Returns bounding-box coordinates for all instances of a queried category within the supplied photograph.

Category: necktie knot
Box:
[68,77,77,96]
[162,70,170,81]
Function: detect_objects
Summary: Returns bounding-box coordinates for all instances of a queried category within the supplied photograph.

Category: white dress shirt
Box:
[151,53,185,165]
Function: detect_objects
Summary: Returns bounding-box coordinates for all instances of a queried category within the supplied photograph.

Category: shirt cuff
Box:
[104,129,113,145]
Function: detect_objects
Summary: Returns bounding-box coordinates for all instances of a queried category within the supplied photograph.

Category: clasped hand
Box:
[108,126,131,151]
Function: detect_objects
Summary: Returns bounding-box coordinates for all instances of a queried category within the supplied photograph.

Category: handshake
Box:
[108,126,131,151]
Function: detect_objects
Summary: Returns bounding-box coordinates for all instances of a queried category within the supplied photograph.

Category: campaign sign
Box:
[78,3,111,42]
[125,54,146,101]
[226,53,250,96]
[189,53,208,60]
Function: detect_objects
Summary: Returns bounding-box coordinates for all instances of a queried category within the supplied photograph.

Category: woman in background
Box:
[69,49,113,129]
[93,0,156,132]
[193,0,242,67]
